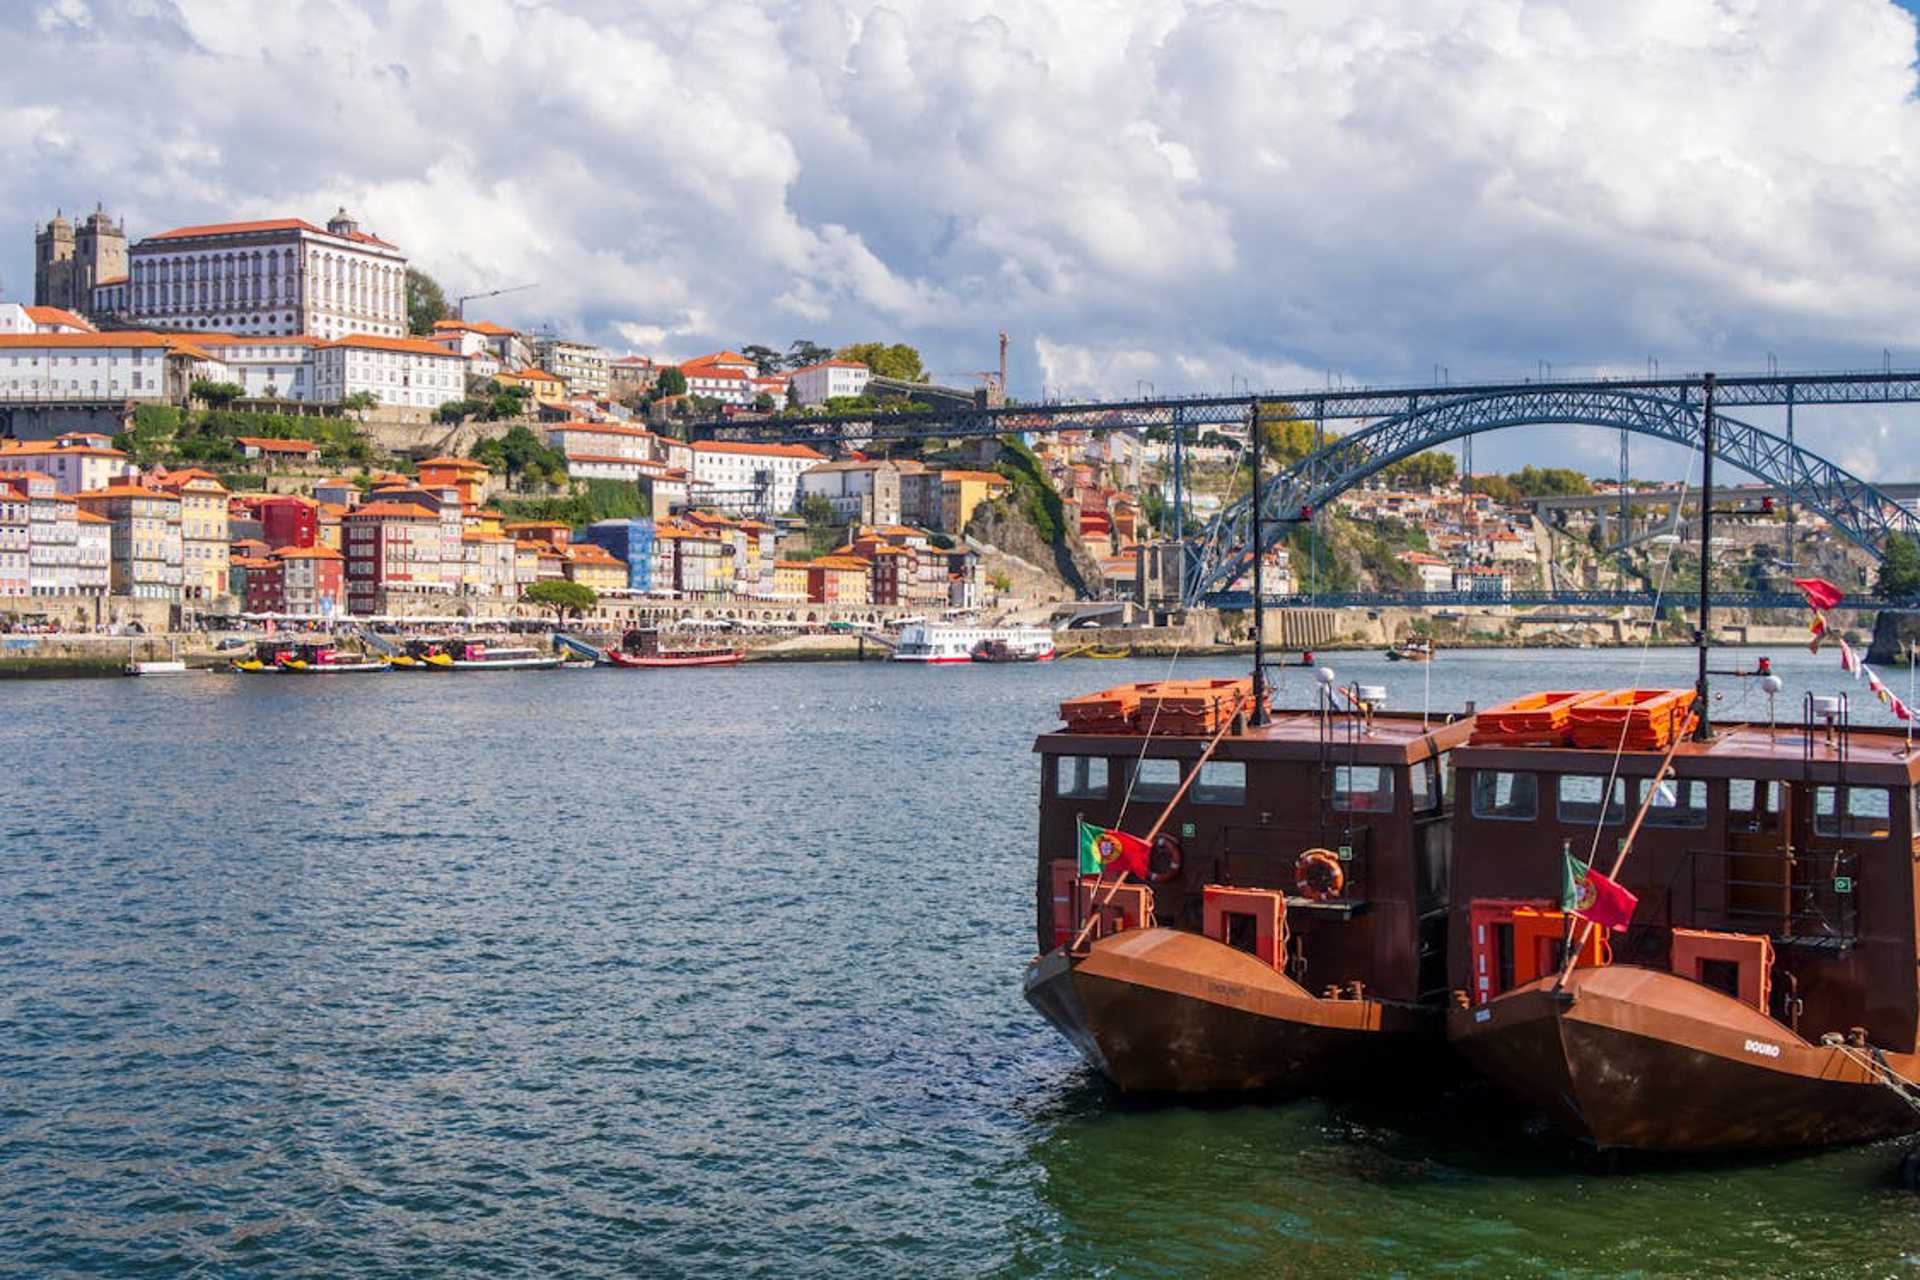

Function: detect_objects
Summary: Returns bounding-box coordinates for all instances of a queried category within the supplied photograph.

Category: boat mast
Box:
[1694,371,1716,741]
[1250,398,1270,727]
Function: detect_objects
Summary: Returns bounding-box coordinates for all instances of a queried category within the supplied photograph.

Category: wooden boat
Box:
[972,637,1056,663]
[229,644,289,673]
[388,638,455,669]
[447,641,562,671]
[1024,678,1477,1094]
[605,627,743,668]
[1444,699,1920,1152]
[1078,645,1131,660]
[277,643,390,673]
[1386,639,1435,662]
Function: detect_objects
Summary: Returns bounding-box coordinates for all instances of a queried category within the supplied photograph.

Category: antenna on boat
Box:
[1249,398,1270,727]
[1693,371,1716,741]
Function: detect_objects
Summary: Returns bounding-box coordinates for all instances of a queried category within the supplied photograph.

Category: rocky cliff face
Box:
[966,497,1103,602]
[1867,610,1920,664]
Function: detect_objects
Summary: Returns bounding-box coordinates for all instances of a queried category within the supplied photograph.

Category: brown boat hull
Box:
[1448,965,1920,1152]
[1024,927,1441,1094]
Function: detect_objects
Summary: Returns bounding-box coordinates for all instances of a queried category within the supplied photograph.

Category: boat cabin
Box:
[1450,708,1920,1052]
[1034,689,1475,1004]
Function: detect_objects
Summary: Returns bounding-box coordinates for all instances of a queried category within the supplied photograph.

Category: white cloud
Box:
[6,0,1920,475]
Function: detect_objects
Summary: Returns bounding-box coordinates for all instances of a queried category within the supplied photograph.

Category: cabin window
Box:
[1333,764,1395,812]
[1191,760,1246,805]
[1729,780,1781,833]
[1054,755,1107,800]
[1557,774,1626,825]
[1410,756,1444,813]
[1126,758,1183,803]
[1639,777,1710,828]
[1814,786,1892,839]
[1471,770,1538,821]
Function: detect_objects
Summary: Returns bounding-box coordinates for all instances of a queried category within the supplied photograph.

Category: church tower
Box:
[34,210,75,309]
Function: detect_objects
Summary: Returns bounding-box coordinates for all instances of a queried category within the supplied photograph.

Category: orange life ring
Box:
[1295,849,1345,901]
[1148,833,1184,884]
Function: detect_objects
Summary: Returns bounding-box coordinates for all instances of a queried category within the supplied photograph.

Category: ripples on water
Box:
[3,650,1919,1277]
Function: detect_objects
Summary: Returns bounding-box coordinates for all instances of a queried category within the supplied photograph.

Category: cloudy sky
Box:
[7,0,1920,477]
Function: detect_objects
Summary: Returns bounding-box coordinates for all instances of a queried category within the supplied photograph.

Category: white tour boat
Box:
[892,622,1056,664]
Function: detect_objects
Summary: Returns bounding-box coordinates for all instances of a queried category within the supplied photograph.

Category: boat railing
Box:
[1684,846,1858,947]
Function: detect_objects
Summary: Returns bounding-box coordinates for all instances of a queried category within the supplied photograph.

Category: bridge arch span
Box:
[1188,386,1920,604]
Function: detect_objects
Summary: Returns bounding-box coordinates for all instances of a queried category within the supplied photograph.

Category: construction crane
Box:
[454,282,537,320]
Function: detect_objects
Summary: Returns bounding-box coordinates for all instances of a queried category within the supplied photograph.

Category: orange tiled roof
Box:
[23,305,93,330]
[237,437,318,453]
[145,217,399,250]
[344,501,439,519]
[274,545,345,561]
[324,333,463,358]
[690,440,825,460]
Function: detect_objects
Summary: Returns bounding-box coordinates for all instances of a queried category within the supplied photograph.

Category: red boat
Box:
[605,627,743,668]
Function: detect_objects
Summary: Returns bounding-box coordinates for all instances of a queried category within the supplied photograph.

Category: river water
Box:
[4,648,1918,1277]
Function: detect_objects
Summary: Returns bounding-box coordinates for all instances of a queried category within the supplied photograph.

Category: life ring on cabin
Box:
[1147,833,1184,884]
[1295,849,1345,901]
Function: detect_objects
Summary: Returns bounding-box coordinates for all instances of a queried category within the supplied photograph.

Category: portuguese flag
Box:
[1563,854,1638,932]
[1078,820,1150,879]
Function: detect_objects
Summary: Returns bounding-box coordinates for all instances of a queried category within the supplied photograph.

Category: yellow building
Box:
[773,560,810,602]
[461,532,518,598]
[939,470,1011,534]
[564,542,629,594]
[493,367,568,406]
[153,471,230,602]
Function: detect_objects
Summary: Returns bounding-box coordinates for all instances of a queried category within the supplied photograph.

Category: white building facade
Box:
[127,210,407,340]
[0,332,209,404]
[688,441,825,514]
[789,360,872,406]
[312,335,467,409]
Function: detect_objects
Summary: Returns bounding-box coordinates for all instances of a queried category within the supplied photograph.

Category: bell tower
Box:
[34,210,75,309]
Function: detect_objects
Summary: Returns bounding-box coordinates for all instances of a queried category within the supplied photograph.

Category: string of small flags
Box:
[1799,576,1913,722]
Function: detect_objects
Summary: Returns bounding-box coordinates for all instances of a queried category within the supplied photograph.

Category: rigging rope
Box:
[1583,444,1704,870]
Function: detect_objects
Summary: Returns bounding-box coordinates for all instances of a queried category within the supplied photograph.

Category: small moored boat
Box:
[447,640,562,671]
[605,627,743,668]
[277,643,390,673]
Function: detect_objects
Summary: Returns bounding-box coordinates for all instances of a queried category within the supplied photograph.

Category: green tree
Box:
[190,379,244,408]
[1380,450,1457,489]
[801,494,842,553]
[1467,474,1518,503]
[1507,466,1592,497]
[837,341,924,381]
[478,424,568,490]
[754,391,776,412]
[740,344,782,375]
[1879,533,1920,598]
[522,578,597,626]
[406,268,448,336]
[785,339,832,370]
[655,367,688,398]
[341,391,379,421]
[1253,401,1326,466]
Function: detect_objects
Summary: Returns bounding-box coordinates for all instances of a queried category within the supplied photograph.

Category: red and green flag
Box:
[1078,820,1150,879]
[1563,854,1638,932]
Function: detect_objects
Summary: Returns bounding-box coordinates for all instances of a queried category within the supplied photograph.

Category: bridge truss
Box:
[680,366,1920,610]
[1187,384,1920,605]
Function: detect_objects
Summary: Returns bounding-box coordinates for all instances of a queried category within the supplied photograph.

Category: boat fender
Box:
[1148,833,1184,884]
[1295,849,1345,901]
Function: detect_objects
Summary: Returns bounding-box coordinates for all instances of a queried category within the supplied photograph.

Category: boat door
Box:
[1723,778,1793,931]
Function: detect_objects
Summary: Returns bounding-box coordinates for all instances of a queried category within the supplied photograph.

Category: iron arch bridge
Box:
[1186,385,1920,606]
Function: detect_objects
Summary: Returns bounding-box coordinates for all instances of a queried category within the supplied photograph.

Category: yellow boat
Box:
[1081,646,1131,660]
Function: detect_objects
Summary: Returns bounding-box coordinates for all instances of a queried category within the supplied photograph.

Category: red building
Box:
[342,501,445,615]
[259,496,318,550]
